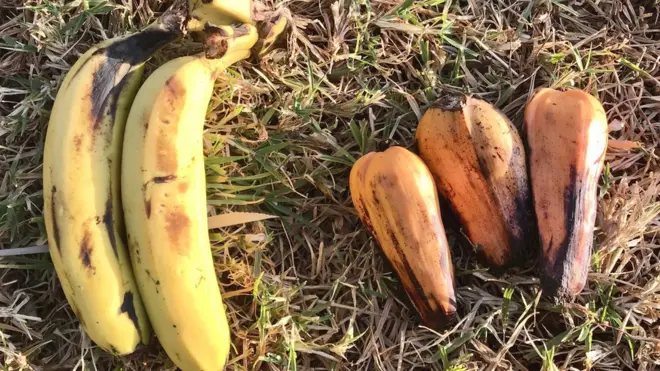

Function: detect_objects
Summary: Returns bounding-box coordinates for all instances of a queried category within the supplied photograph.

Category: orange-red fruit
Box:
[524,88,608,301]
[350,146,456,328]
[416,95,533,270]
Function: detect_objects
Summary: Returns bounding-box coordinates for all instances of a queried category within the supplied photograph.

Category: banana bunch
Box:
[43,2,287,370]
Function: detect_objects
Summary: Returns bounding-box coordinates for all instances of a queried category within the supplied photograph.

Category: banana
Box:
[187,0,253,31]
[121,24,258,371]
[524,88,608,301]
[42,12,185,354]
[350,147,457,328]
[416,95,533,270]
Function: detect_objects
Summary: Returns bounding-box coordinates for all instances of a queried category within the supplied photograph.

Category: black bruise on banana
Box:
[102,198,119,257]
[120,291,142,336]
[511,191,534,256]
[153,175,177,184]
[540,165,580,302]
[50,186,62,253]
[79,230,95,272]
[145,198,152,219]
[89,14,185,128]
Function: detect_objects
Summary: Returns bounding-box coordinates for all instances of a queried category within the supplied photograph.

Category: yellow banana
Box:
[187,0,253,31]
[42,12,185,354]
[121,24,258,371]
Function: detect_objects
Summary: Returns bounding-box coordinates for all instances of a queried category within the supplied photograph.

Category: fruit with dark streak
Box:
[416,95,534,270]
[350,146,456,328]
[524,88,608,301]
[42,11,185,355]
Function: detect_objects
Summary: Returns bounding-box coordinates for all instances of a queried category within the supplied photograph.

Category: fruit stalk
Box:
[42,12,185,354]
[350,146,456,328]
[524,88,608,301]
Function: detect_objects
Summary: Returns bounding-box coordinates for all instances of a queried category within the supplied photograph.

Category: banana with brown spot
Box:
[350,146,457,329]
[43,12,186,354]
[121,24,258,371]
[524,88,608,302]
[416,95,534,270]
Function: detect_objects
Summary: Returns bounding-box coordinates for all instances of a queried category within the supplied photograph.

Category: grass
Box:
[1,0,660,369]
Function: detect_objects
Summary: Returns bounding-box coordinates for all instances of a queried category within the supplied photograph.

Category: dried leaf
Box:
[207,212,278,229]
[608,139,642,150]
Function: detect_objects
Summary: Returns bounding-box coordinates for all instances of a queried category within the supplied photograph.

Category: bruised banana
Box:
[416,95,533,270]
[524,88,608,301]
[42,13,185,354]
[122,24,258,371]
[350,146,456,329]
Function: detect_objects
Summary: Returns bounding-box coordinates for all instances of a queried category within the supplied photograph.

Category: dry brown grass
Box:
[1,0,660,370]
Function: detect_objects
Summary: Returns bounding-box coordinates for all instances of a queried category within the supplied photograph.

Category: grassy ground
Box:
[1,0,660,370]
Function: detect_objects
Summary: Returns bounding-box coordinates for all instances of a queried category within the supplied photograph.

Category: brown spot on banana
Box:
[156,134,178,173]
[142,112,151,135]
[165,210,191,255]
[178,182,189,193]
[79,228,95,273]
[74,134,84,152]
[145,198,152,219]
[164,76,185,98]
[154,78,185,173]
[102,198,119,258]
